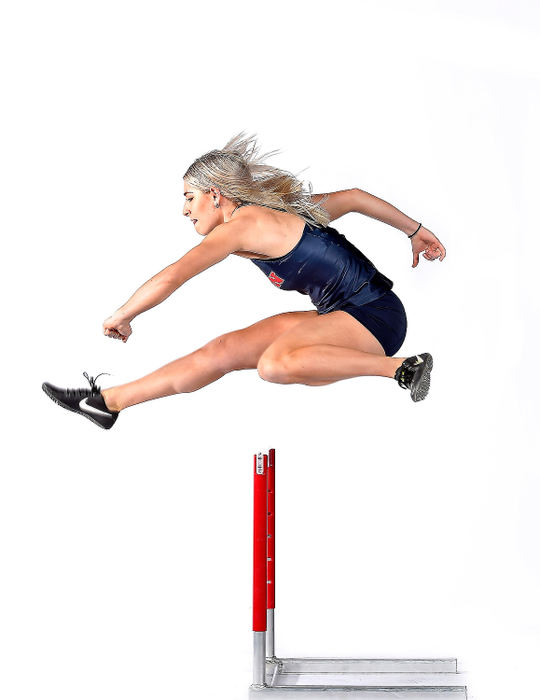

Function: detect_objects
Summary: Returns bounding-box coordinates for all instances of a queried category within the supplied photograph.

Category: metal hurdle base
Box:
[250,656,467,698]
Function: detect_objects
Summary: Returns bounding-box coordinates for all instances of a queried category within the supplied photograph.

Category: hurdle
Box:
[250,449,467,699]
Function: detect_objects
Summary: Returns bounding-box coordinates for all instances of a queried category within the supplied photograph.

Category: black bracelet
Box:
[408,223,422,239]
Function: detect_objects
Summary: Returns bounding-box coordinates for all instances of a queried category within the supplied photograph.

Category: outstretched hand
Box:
[411,226,446,268]
[103,314,132,343]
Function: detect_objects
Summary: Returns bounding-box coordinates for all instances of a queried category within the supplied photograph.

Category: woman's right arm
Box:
[103,222,243,341]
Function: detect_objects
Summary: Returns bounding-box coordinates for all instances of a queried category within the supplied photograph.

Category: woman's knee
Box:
[257,351,296,384]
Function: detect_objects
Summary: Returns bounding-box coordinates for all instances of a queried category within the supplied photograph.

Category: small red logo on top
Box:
[269,271,284,288]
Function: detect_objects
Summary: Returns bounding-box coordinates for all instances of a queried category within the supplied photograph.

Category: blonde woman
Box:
[43,133,446,429]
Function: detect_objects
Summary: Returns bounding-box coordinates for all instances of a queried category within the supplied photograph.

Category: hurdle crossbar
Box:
[251,449,468,699]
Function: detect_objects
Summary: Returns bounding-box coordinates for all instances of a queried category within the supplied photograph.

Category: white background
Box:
[1,2,539,699]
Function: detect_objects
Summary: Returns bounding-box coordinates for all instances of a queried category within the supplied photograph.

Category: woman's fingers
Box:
[423,242,445,262]
[437,241,446,261]
[429,237,446,261]
[411,232,446,267]
[105,329,124,340]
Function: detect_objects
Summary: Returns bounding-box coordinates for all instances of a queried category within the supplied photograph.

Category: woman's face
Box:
[182,181,221,236]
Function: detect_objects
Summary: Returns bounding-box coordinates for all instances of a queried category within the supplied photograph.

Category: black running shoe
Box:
[394,353,433,402]
[42,372,119,429]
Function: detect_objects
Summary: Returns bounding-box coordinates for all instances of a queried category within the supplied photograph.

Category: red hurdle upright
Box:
[253,452,268,685]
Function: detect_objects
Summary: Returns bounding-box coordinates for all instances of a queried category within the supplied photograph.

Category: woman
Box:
[42,132,445,429]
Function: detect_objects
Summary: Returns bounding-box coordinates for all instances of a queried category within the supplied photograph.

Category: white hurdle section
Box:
[250,449,467,699]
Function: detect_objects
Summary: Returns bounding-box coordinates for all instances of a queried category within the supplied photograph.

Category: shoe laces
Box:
[65,372,110,398]
[83,371,109,394]
[395,363,415,390]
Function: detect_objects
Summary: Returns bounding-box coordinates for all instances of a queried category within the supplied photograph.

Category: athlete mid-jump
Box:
[43,132,446,429]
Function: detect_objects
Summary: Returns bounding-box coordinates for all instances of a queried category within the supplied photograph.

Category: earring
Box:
[214,200,220,208]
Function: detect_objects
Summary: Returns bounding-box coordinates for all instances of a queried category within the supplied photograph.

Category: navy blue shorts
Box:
[332,289,407,356]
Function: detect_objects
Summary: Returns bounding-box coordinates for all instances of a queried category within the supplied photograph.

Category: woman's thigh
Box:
[260,309,386,361]
[210,310,319,369]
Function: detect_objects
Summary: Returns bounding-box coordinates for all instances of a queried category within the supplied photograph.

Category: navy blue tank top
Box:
[250,222,393,313]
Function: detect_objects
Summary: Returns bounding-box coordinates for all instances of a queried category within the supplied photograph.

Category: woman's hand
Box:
[411,226,446,268]
[103,314,132,343]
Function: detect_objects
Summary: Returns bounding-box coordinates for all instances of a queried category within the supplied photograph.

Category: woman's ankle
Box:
[388,357,405,378]
[101,388,122,413]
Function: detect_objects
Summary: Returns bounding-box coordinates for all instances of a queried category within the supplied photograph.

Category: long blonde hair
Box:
[183,132,330,228]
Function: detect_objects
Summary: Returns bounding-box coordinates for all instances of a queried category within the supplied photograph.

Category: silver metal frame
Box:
[266,609,275,660]
[250,656,467,698]
[253,632,267,687]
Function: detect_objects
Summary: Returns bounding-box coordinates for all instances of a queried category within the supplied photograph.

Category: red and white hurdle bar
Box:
[251,449,468,699]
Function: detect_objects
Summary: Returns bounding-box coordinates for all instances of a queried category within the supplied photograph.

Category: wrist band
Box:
[408,223,422,239]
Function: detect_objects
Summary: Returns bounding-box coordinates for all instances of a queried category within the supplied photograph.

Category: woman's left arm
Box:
[312,188,445,268]
[352,188,446,268]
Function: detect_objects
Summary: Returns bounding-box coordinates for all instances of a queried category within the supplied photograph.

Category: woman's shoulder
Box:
[234,203,296,222]
[234,204,328,233]
[230,206,314,259]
